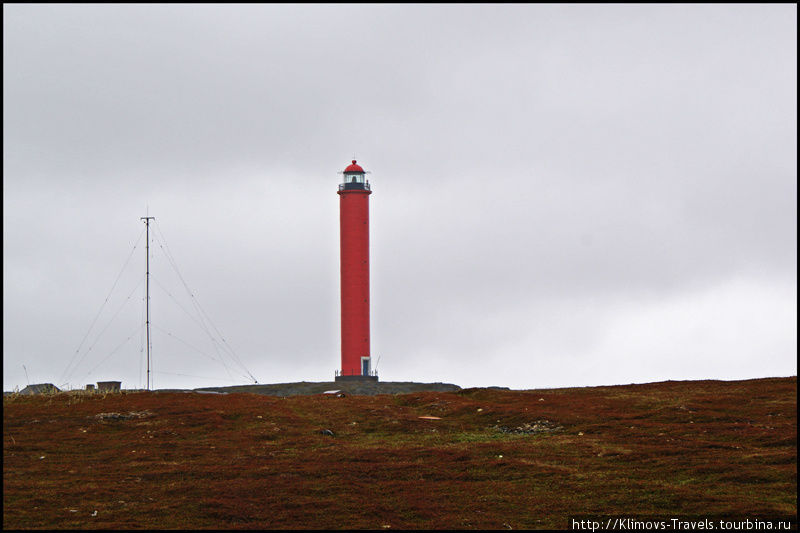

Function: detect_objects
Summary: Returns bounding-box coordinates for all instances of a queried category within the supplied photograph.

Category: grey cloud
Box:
[3,4,796,391]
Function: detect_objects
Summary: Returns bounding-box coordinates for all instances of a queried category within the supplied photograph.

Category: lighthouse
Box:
[336,160,377,381]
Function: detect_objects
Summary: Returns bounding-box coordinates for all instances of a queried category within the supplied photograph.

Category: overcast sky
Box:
[3,4,796,392]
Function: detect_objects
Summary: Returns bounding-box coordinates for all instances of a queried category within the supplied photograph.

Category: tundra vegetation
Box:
[3,377,796,529]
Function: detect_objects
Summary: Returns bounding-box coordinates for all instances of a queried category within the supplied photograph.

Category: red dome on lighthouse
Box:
[344,160,364,173]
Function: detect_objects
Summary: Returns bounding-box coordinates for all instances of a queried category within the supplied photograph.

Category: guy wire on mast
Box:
[61,215,258,392]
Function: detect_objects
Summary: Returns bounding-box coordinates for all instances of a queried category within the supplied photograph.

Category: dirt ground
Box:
[3,377,796,529]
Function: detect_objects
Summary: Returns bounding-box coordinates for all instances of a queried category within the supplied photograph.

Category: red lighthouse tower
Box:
[336,160,377,381]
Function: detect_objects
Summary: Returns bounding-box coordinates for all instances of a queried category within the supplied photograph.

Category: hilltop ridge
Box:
[189,380,464,396]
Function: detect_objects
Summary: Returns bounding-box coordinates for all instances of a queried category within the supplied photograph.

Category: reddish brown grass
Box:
[3,377,796,529]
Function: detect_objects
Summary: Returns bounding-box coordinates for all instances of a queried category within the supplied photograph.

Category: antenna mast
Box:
[141,216,155,390]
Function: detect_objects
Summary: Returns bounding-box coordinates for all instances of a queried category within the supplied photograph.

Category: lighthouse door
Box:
[361,357,370,376]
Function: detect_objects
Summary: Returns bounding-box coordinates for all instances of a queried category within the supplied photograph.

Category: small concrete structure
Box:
[96,381,121,393]
[85,384,96,391]
[19,383,60,395]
